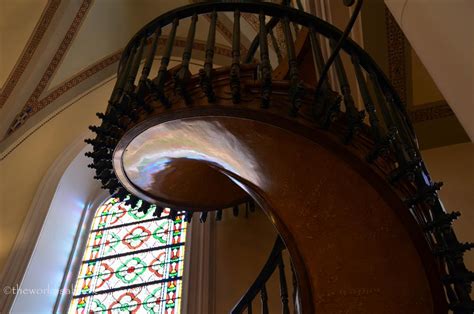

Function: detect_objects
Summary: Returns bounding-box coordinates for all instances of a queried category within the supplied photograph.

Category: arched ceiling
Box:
[0,0,49,86]
[0,0,260,150]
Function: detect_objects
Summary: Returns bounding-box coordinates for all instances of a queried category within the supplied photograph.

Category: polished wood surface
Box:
[110,65,445,313]
[117,114,434,313]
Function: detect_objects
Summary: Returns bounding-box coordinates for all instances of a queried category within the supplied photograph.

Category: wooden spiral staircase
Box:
[85,1,473,312]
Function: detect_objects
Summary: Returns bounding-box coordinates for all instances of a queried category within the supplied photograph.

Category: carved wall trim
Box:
[6,36,234,136]
[24,0,93,116]
[0,0,61,108]
[408,101,454,123]
[385,6,407,107]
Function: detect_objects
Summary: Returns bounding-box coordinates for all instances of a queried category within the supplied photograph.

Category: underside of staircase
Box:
[85,1,473,313]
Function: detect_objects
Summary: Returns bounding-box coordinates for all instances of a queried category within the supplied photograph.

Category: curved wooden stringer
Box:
[85,2,473,313]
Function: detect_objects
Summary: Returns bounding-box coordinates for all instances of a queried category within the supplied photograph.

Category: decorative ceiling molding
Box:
[384,6,407,107]
[6,0,93,136]
[385,5,454,123]
[408,101,454,124]
[25,0,92,115]
[6,35,234,136]
[0,0,61,108]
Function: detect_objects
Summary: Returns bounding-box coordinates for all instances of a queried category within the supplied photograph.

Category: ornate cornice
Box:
[6,35,234,136]
[26,0,93,115]
[0,0,61,108]
[6,0,93,136]
[385,6,407,107]
[408,102,454,123]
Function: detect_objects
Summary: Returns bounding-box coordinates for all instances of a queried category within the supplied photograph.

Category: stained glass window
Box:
[69,197,187,314]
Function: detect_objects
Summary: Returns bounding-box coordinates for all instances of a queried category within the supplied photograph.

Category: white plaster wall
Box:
[0,78,114,272]
[10,144,102,313]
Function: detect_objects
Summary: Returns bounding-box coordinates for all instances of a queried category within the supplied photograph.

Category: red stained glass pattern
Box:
[69,197,187,314]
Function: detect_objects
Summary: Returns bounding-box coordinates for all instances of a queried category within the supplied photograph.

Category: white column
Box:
[385,0,474,140]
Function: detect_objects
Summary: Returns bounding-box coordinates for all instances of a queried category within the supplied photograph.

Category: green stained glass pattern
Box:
[68,197,187,314]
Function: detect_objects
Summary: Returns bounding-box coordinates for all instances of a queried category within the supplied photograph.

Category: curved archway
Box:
[1,136,103,313]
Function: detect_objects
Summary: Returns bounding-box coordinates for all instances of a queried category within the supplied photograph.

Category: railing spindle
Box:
[295,0,304,10]
[282,17,304,116]
[175,13,198,105]
[259,12,272,108]
[309,30,341,127]
[112,45,136,105]
[278,256,290,314]
[291,265,298,309]
[153,18,179,108]
[125,37,146,94]
[231,9,241,104]
[215,209,223,221]
[330,41,365,143]
[247,302,253,314]
[261,284,269,314]
[200,211,208,223]
[199,10,217,102]
[138,27,161,95]
[352,54,390,162]
[269,29,283,62]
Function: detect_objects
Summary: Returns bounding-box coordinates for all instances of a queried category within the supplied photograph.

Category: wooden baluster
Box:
[230,9,241,104]
[295,0,304,10]
[120,37,147,113]
[184,211,193,223]
[215,209,222,221]
[233,205,239,217]
[125,36,146,94]
[247,301,253,314]
[309,29,341,127]
[200,211,208,223]
[260,284,269,314]
[330,40,365,143]
[269,29,283,63]
[352,55,390,162]
[175,13,198,105]
[259,12,272,108]
[138,27,161,95]
[282,17,304,116]
[369,71,412,170]
[291,263,298,308]
[153,18,179,108]
[199,10,217,103]
[111,45,136,106]
[379,84,420,182]
[278,256,290,314]
[352,55,380,136]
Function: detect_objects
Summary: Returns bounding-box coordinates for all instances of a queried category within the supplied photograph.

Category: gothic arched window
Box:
[68,197,188,313]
